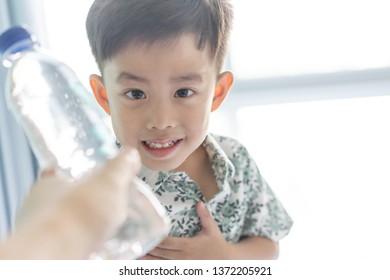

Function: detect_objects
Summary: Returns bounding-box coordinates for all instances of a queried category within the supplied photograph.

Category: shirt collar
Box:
[203,134,235,186]
[138,134,235,192]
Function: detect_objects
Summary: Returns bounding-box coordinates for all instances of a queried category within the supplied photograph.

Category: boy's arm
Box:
[141,202,278,260]
[231,236,279,259]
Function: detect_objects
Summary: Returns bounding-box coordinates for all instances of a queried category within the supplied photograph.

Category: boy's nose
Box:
[146,101,177,130]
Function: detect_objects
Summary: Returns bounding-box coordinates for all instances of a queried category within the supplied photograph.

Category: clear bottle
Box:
[0,26,170,259]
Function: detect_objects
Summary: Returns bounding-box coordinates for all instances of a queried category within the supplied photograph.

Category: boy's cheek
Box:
[111,116,140,141]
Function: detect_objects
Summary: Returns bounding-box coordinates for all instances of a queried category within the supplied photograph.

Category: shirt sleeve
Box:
[237,145,293,242]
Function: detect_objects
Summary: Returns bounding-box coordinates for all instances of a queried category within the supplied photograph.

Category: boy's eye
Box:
[174,88,194,98]
[125,90,146,99]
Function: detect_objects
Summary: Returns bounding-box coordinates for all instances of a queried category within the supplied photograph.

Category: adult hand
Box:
[1,147,141,259]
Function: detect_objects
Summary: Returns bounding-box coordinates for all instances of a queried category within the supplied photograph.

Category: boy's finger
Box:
[197,202,217,232]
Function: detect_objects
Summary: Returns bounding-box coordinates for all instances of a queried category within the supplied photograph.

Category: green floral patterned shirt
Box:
[139,134,293,242]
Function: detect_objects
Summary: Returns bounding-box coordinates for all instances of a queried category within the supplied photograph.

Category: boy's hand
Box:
[140,202,233,260]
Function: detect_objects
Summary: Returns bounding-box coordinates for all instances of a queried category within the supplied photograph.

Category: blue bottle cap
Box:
[0,26,35,56]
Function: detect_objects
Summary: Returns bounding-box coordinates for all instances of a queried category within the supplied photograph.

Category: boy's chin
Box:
[142,160,182,173]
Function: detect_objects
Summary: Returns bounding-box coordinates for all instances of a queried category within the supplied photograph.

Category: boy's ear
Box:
[89,74,111,115]
[211,71,234,112]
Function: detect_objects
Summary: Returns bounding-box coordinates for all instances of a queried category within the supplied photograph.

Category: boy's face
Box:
[90,34,233,171]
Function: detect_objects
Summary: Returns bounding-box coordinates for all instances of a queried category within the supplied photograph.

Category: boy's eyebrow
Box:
[116,71,203,84]
[170,73,203,83]
[117,72,149,84]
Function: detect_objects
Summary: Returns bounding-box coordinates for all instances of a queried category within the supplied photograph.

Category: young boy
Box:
[86,0,293,259]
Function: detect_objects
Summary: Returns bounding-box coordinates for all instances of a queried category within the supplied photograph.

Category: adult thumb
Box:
[94,147,141,189]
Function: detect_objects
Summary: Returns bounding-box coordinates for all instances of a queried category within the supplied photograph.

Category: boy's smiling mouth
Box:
[144,139,179,149]
[141,139,183,158]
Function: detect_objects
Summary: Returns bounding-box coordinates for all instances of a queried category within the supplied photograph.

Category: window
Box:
[236,96,390,259]
[230,0,390,79]
[42,0,97,87]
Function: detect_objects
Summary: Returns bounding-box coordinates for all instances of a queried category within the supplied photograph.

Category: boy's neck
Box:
[175,144,219,201]
[174,144,207,177]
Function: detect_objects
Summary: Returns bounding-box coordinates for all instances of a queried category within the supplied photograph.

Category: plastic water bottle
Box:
[0,26,170,259]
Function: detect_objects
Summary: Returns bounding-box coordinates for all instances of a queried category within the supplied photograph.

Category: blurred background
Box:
[1,0,390,260]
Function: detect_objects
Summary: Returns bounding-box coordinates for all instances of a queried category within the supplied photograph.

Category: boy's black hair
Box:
[86,0,233,73]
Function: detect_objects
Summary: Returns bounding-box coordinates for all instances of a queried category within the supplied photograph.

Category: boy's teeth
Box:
[145,140,176,149]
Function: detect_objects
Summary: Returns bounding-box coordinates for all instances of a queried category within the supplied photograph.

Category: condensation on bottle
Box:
[0,26,170,259]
